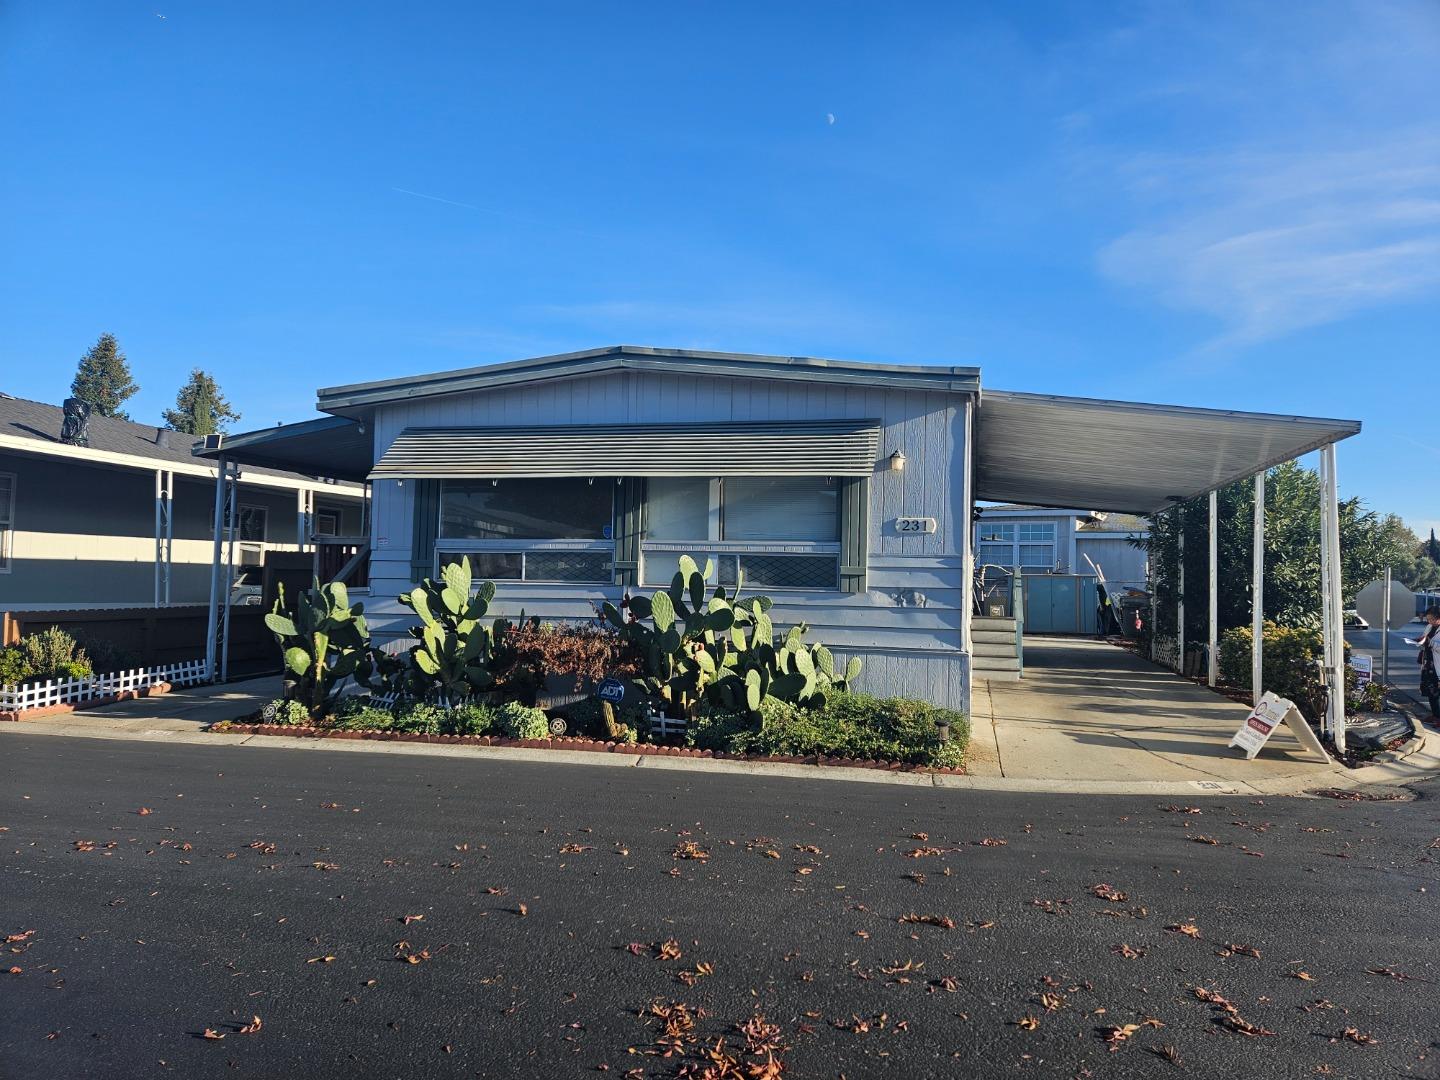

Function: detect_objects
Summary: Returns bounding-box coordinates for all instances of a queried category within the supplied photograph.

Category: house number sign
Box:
[894,517,937,534]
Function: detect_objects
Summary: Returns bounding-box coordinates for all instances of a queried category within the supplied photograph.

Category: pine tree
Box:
[162,369,241,436]
[70,333,141,419]
[1426,529,1440,566]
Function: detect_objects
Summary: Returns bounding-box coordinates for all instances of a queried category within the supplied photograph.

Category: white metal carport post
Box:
[1207,490,1218,687]
[1251,471,1265,705]
[1319,444,1347,752]
[204,458,228,682]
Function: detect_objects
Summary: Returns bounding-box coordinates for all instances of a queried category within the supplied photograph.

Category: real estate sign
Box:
[1229,691,1329,762]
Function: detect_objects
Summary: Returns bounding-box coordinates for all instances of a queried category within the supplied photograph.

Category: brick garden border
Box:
[0,682,174,723]
[211,721,966,775]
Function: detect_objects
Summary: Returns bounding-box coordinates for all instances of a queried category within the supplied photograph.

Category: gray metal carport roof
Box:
[973,390,1361,515]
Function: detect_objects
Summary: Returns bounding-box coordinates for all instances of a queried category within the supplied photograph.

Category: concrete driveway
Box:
[969,637,1342,788]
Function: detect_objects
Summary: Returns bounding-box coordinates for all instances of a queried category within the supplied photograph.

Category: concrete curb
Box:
[5,715,1438,796]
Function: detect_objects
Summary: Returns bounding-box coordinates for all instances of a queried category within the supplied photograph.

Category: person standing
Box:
[1419,606,1440,720]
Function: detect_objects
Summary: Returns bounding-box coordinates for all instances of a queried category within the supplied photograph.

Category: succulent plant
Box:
[398,556,502,704]
[602,554,860,719]
[264,579,372,718]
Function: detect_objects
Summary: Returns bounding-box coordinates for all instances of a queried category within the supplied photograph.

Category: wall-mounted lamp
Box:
[888,450,907,473]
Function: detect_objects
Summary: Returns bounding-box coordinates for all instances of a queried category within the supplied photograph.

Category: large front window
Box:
[437,478,614,583]
[643,476,840,590]
[975,520,1057,572]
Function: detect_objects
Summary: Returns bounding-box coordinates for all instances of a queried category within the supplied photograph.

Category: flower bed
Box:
[207,719,966,774]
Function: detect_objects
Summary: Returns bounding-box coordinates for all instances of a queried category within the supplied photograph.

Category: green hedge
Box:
[689,692,966,768]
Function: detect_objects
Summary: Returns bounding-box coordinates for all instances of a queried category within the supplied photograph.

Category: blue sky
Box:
[2,2,1436,534]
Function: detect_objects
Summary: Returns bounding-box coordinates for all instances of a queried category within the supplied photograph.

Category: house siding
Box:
[1075,535,1149,591]
[0,451,359,610]
[364,370,973,711]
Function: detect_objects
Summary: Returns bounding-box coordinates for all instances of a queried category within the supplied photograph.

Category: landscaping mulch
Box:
[209,721,966,774]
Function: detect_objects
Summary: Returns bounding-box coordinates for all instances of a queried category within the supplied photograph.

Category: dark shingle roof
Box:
[0,394,343,484]
[0,393,205,466]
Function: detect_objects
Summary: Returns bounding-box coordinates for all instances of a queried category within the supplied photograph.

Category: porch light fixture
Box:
[888,450,907,472]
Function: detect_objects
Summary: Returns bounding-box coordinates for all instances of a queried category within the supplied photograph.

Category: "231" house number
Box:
[893,516,937,534]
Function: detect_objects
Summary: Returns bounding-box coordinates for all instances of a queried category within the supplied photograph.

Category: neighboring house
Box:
[0,393,364,611]
[195,344,1360,711]
[975,504,1149,592]
[1074,512,1150,594]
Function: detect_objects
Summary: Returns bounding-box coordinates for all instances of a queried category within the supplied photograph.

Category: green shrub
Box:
[1346,667,1386,714]
[687,704,756,751]
[262,698,312,725]
[495,701,549,740]
[0,647,34,686]
[334,705,395,731]
[446,702,496,736]
[722,693,966,766]
[562,696,648,742]
[19,628,92,681]
[392,702,448,734]
[1219,621,1326,718]
[73,634,141,673]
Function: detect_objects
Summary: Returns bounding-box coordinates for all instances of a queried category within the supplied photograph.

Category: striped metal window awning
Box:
[370,420,882,479]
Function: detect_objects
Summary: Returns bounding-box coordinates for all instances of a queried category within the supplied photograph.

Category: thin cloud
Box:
[391,186,484,212]
[1097,136,1440,348]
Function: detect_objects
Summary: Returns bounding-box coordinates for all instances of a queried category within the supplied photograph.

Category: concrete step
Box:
[972,655,1020,673]
[974,669,1022,683]
[973,640,1018,659]
[972,616,1018,630]
[972,628,1017,645]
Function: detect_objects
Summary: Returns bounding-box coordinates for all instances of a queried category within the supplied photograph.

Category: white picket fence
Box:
[0,658,208,714]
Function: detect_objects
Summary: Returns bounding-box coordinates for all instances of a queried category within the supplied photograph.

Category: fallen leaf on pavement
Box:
[1335,1027,1378,1045]
[898,913,956,929]
[202,1028,225,1040]
[238,1016,262,1035]
[1098,1023,1140,1050]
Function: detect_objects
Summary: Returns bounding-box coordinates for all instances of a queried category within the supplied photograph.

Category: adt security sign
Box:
[597,677,627,704]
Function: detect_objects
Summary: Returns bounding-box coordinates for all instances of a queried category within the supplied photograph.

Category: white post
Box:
[1251,471,1265,705]
[164,470,174,605]
[204,459,227,681]
[222,471,238,683]
[1381,565,1391,690]
[1318,451,1335,739]
[1177,513,1185,674]
[1208,490,1218,687]
[297,488,312,554]
[1321,444,1346,753]
[154,469,164,608]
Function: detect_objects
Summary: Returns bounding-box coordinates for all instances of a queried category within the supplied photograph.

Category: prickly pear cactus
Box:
[398,556,499,704]
[264,579,371,718]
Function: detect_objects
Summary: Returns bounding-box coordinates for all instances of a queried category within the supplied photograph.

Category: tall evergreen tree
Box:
[70,333,140,419]
[1426,529,1440,566]
[162,369,241,436]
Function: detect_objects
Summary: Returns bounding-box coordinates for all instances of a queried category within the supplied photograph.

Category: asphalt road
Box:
[3,736,1438,1080]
